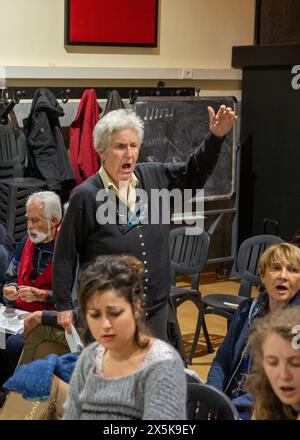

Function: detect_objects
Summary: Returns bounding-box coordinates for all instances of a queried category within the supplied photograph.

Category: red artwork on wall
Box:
[65,0,158,47]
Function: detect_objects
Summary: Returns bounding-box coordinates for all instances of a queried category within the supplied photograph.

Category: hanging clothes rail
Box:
[4,86,196,103]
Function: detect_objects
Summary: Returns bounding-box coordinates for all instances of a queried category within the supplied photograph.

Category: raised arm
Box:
[208,104,237,138]
[161,105,238,193]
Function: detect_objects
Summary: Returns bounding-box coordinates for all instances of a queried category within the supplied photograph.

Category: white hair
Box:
[93,108,144,154]
[26,191,62,222]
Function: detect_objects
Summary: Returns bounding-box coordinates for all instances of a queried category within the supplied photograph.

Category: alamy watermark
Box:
[291,65,300,89]
[95,188,204,231]
[291,325,300,350]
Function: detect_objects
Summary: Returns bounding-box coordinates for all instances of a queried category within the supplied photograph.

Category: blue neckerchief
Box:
[118,206,145,234]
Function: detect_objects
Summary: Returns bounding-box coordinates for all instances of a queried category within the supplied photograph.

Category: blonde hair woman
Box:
[207,243,300,418]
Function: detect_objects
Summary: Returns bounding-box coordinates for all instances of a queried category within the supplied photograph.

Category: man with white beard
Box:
[3,191,61,316]
[0,191,62,391]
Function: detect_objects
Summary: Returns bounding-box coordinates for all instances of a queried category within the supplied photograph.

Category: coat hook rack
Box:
[0,88,9,104]
[3,86,196,101]
[0,88,26,125]
[60,89,71,104]
[129,89,139,105]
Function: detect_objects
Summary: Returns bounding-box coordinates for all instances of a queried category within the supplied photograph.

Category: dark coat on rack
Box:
[103,89,125,115]
[69,89,101,185]
[23,88,76,202]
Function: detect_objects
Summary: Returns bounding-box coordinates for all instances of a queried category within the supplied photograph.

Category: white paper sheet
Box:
[0,304,27,335]
[65,324,84,353]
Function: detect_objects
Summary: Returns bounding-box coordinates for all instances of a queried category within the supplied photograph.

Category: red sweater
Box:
[16,238,55,313]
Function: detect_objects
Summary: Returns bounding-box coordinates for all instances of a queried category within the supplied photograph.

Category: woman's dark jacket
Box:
[53,133,224,322]
[207,290,300,394]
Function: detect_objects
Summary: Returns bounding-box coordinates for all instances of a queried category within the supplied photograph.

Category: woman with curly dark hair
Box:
[63,254,186,420]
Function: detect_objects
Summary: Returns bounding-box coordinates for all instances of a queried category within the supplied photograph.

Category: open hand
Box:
[208,105,237,138]
[18,286,44,302]
[3,285,18,301]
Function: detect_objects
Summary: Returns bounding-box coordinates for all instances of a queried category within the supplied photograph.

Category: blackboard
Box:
[133,97,237,200]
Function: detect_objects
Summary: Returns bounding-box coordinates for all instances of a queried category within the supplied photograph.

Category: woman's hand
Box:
[208,105,238,138]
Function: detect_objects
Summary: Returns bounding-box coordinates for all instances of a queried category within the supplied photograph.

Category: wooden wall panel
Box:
[256,0,300,44]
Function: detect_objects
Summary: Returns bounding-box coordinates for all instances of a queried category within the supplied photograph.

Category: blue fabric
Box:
[226,350,250,399]
[0,223,15,261]
[3,354,57,400]
[3,353,79,400]
[55,353,79,383]
[5,333,25,371]
[207,298,253,392]
[232,392,253,420]
[0,245,10,283]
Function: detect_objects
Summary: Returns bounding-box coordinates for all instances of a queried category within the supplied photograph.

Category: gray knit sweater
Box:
[63,339,187,420]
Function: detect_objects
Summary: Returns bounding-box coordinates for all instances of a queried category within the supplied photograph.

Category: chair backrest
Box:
[185,368,203,384]
[169,227,210,290]
[0,126,27,179]
[237,234,284,297]
[187,383,239,420]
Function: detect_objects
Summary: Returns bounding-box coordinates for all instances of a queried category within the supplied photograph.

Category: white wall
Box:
[0,0,255,69]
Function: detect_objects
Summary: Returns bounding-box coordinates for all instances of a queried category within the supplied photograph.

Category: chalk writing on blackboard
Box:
[144,107,174,120]
[133,97,237,200]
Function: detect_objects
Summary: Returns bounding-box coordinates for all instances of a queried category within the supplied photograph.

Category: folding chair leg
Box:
[187,311,202,365]
[186,298,214,364]
[202,316,214,354]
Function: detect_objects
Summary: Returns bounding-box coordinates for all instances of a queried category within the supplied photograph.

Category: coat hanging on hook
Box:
[23,88,76,203]
[69,89,101,185]
[103,89,125,115]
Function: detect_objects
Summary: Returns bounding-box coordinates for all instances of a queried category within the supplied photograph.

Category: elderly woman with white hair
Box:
[53,106,237,343]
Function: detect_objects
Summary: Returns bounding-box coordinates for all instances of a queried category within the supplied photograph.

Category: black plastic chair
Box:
[0,177,47,242]
[170,226,213,364]
[0,125,27,179]
[187,382,240,420]
[185,368,203,384]
[202,234,284,322]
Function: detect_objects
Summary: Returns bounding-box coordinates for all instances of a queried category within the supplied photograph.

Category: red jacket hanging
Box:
[16,238,55,313]
[69,89,101,185]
